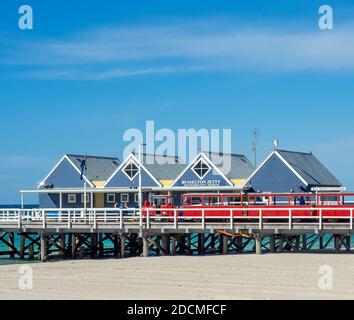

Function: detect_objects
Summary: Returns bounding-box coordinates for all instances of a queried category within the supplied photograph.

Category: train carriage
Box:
[141,192,354,223]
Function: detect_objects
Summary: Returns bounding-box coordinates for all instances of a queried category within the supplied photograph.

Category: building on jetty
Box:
[20,149,341,208]
[0,148,347,262]
[244,149,342,193]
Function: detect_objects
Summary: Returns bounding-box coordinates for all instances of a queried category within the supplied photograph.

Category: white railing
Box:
[0,207,353,231]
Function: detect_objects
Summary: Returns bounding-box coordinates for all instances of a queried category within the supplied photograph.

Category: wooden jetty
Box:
[0,207,353,261]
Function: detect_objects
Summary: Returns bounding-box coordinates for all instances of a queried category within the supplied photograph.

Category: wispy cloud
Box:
[3,20,354,80]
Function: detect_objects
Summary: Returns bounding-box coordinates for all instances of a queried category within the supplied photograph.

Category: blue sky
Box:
[1,0,354,203]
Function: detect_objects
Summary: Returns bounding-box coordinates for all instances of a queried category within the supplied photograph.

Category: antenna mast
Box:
[251,129,258,168]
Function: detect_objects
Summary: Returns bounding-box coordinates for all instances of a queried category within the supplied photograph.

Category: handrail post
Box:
[230,209,233,230]
[202,209,205,229]
[319,209,322,231]
[139,208,143,228]
[289,209,292,230]
[120,209,123,229]
[68,210,71,229]
[94,209,97,229]
[42,209,46,229]
[147,209,150,229]
[259,210,262,230]
[18,210,22,229]
[174,209,178,230]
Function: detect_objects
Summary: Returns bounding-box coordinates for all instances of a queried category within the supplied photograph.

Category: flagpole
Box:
[138,143,146,228]
[84,154,87,213]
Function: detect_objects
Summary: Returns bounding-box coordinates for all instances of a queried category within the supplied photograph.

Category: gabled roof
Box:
[134,154,187,181]
[66,154,120,182]
[201,152,254,179]
[104,153,163,188]
[276,149,341,187]
[243,149,342,188]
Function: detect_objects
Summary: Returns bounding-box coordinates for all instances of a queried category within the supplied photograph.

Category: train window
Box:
[191,197,202,205]
[225,197,241,205]
[183,197,191,205]
[210,197,220,205]
[319,195,339,205]
[249,196,257,204]
[154,197,166,207]
[203,197,210,205]
[167,197,174,206]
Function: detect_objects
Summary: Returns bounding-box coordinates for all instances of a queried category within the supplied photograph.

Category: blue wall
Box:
[43,158,87,188]
[39,193,92,208]
[247,154,307,193]
[103,192,150,208]
[39,158,90,208]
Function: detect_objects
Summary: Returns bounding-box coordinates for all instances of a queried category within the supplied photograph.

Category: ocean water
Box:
[0,204,39,209]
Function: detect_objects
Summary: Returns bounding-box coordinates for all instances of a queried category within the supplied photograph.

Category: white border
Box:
[68,194,77,204]
[122,160,139,181]
[191,158,211,179]
[106,193,116,203]
[120,193,129,203]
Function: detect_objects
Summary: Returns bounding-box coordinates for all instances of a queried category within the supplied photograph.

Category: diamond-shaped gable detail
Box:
[123,161,139,180]
[192,159,210,179]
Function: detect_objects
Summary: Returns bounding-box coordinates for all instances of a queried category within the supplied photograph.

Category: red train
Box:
[142,192,354,220]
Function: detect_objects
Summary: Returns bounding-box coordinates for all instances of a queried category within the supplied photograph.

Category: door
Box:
[94,193,105,208]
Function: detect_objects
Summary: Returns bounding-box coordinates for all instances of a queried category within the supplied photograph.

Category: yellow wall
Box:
[159,180,174,187]
[92,181,105,187]
[231,179,246,186]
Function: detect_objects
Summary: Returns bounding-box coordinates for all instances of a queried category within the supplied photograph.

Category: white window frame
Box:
[121,193,129,203]
[192,159,211,179]
[123,161,139,181]
[134,193,139,203]
[81,194,90,204]
[68,194,77,204]
[107,194,116,204]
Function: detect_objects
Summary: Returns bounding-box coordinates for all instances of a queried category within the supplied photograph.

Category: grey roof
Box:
[67,154,120,182]
[277,149,342,186]
[136,154,186,180]
[202,152,254,179]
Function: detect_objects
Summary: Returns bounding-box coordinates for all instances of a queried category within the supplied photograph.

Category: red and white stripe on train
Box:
[142,193,354,218]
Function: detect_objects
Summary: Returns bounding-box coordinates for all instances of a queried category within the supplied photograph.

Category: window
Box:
[121,193,129,203]
[81,194,90,204]
[192,159,210,179]
[191,197,202,205]
[134,193,139,203]
[107,194,116,204]
[123,161,139,180]
[68,194,76,204]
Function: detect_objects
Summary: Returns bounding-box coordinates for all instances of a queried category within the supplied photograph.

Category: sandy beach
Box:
[0,254,354,300]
